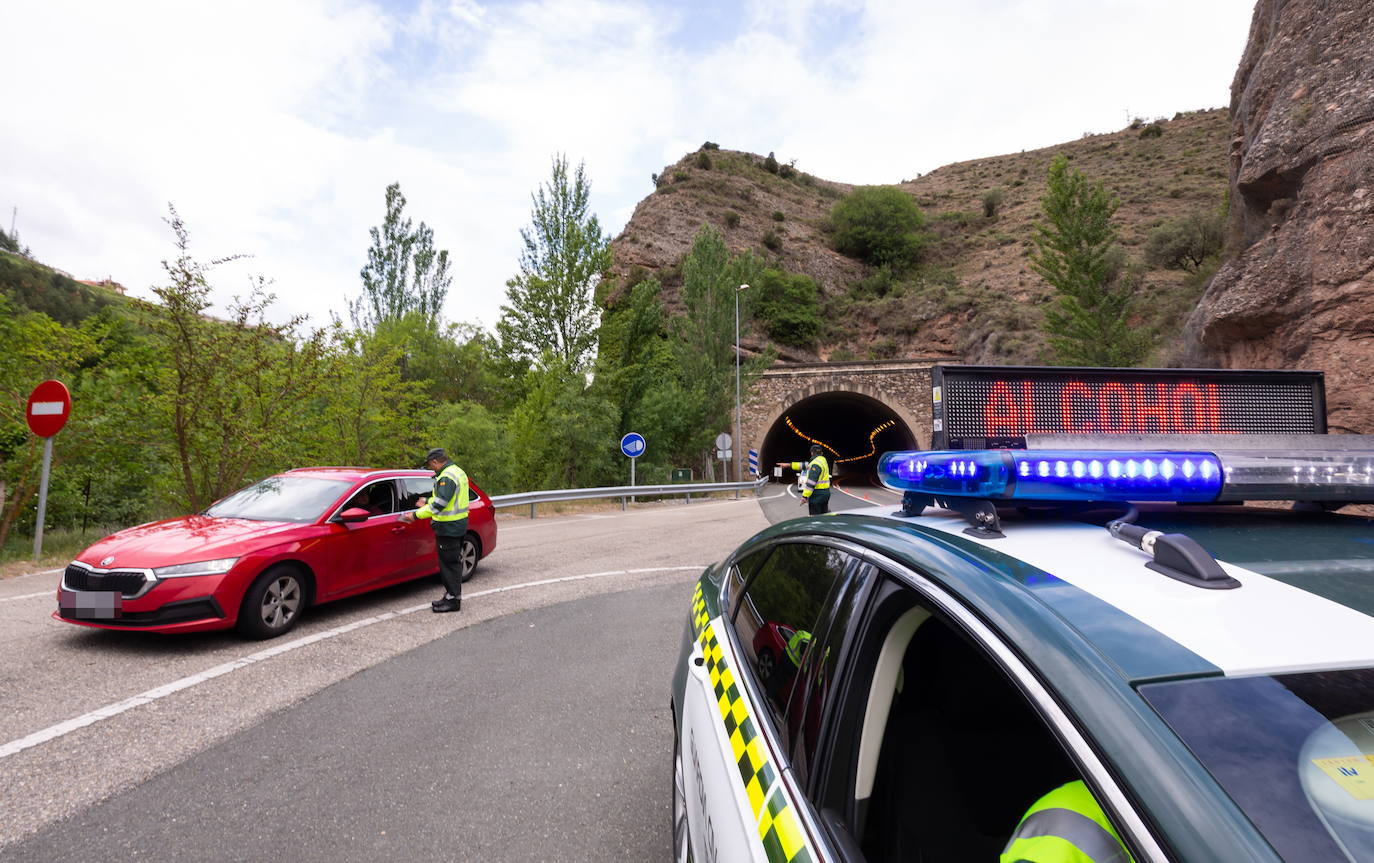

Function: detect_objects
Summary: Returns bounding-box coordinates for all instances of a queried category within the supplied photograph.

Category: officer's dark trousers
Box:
[808,488,831,515]
[436,532,466,598]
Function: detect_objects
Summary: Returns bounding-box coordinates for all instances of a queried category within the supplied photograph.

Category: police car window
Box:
[725,547,772,613]
[731,543,853,744]
[784,559,868,788]
[1142,668,1374,863]
[816,578,1082,863]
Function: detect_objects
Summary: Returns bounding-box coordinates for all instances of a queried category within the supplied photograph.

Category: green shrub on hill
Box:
[0,252,123,326]
[829,186,927,270]
[754,268,823,349]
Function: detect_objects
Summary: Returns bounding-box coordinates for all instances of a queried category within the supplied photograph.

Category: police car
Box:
[670,366,1374,863]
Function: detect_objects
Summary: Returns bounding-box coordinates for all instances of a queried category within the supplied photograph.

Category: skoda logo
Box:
[100,556,115,567]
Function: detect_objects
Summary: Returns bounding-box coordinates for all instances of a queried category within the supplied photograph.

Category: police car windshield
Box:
[1141,667,1374,863]
[204,477,351,522]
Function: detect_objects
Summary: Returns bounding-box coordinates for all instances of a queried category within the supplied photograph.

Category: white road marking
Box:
[5,567,63,581]
[0,591,50,603]
[0,565,706,761]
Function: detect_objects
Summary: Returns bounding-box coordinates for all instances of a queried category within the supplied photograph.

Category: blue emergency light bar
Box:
[878,447,1374,504]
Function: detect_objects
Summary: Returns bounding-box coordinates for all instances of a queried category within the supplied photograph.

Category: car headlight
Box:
[152,558,239,578]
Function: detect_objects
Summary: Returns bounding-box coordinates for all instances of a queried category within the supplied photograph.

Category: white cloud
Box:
[1,0,1255,334]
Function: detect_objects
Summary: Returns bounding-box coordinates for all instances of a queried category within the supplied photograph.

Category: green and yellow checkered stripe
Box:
[696,613,814,863]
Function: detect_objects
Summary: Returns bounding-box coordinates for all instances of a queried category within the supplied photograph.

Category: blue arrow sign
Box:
[620,432,646,458]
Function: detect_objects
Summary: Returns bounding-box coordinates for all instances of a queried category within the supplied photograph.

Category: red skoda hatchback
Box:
[54,467,497,638]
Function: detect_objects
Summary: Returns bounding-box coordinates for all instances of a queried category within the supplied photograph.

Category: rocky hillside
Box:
[609,110,1231,364]
[1185,0,1374,435]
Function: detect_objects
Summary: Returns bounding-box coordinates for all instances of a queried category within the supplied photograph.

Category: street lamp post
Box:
[735,283,748,499]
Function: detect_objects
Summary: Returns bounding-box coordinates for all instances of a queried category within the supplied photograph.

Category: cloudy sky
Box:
[4,0,1255,332]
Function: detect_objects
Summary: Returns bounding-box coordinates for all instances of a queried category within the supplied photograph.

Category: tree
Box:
[351,183,451,331]
[829,187,927,270]
[593,275,669,440]
[668,225,768,472]
[1144,210,1225,273]
[497,155,611,371]
[1030,155,1148,366]
[152,206,332,510]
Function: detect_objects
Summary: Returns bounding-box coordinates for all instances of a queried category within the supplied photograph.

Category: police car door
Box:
[679,541,857,863]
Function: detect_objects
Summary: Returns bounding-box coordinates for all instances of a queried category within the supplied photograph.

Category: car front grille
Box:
[64,564,148,596]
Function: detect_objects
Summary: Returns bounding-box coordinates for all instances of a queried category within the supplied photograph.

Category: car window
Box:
[730,542,854,750]
[341,481,398,516]
[725,547,772,612]
[205,476,351,522]
[817,576,1094,863]
[399,477,432,510]
[784,559,868,787]
[1141,668,1374,863]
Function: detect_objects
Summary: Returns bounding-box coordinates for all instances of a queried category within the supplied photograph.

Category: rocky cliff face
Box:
[1187,0,1374,433]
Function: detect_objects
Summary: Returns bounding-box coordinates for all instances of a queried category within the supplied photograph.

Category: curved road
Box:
[0,480,902,860]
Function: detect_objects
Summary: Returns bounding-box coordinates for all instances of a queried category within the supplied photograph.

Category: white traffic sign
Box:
[715,432,731,450]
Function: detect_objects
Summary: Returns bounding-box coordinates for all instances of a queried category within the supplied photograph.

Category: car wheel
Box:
[672,727,693,863]
[459,534,479,583]
[756,647,776,681]
[238,566,305,639]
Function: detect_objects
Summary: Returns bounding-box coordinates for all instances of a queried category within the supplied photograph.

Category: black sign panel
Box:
[931,365,1326,449]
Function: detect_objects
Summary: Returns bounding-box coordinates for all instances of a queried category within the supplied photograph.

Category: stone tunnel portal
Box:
[758,391,920,483]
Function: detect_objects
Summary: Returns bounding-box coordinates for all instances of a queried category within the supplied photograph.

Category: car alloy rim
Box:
[261,576,301,628]
[673,744,691,863]
[461,541,477,575]
[757,650,775,680]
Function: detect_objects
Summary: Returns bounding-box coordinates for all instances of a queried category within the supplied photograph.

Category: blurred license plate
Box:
[60,589,123,619]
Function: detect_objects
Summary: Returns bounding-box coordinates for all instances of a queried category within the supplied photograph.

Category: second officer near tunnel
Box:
[777,443,831,515]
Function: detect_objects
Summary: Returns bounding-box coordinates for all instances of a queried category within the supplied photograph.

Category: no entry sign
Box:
[26,380,72,438]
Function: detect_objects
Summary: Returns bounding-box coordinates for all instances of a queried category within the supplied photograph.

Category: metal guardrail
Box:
[489,478,769,518]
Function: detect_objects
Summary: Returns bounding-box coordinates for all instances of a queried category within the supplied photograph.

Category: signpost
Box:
[620,432,645,506]
[748,448,759,477]
[715,432,735,499]
[26,380,72,558]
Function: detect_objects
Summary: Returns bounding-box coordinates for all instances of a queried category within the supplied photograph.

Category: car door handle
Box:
[688,640,707,678]
[391,526,407,534]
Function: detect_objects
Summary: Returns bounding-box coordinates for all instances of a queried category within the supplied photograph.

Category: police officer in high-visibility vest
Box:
[777,444,831,515]
[1001,780,1135,863]
[400,447,469,613]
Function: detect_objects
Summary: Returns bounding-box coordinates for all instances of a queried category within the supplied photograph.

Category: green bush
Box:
[829,186,927,269]
[762,152,779,174]
[695,151,713,170]
[724,210,741,229]
[1144,210,1225,272]
[762,230,782,252]
[701,141,720,150]
[753,268,823,348]
[981,188,1005,218]
[1139,123,1163,139]
[772,210,785,222]
[673,170,690,183]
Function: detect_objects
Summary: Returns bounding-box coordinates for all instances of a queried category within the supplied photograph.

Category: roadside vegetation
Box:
[0,157,773,559]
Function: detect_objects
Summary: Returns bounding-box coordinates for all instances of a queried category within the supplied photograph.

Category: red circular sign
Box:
[26,380,72,437]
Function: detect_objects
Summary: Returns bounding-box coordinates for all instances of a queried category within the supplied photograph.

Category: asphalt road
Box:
[0,479,902,860]
[4,583,687,863]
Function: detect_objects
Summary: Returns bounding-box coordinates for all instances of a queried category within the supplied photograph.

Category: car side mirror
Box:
[338,507,371,523]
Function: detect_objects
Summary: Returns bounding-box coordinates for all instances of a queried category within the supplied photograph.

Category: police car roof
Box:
[749,504,1374,687]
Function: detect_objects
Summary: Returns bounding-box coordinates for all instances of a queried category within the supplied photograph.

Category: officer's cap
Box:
[423,447,448,465]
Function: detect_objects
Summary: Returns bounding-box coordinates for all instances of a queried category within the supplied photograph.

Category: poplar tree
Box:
[1031,154,1147,366]
[352,183,451,331]
[497,155,611,371]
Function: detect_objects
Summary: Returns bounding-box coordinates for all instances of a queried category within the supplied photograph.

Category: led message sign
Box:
[931,365,1326,449]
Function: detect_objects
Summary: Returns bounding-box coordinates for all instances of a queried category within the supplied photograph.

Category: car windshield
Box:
[204,476,351,523]
[1141,667,1374,862]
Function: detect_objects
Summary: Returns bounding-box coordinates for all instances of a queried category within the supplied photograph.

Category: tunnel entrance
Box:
[758,391,920,483]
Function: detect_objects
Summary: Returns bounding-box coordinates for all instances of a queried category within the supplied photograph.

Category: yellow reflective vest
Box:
[416,462,469,526]
[788,456,831,498]
[1000,781,1133,863]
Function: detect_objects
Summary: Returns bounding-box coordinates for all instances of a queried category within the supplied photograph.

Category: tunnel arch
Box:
[756,384,923,482]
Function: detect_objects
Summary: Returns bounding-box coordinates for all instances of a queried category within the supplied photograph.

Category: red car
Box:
[53,467,497,638]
